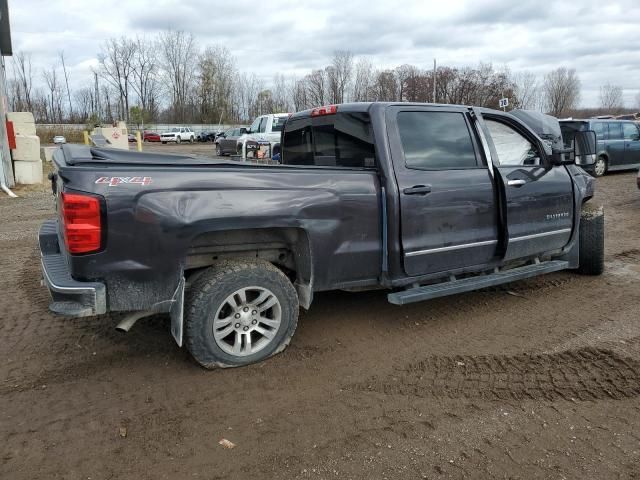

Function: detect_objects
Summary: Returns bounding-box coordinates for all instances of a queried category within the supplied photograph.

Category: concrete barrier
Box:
[7,112,37,136]
[14,159,43,184]
[41,146,59,162]
[11,135,41,161]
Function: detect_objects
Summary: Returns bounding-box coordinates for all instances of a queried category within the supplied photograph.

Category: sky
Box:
[7,0,640,108]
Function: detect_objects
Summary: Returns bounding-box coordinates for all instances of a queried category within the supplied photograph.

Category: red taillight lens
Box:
[310,105,337,117]
[61,192,102,254]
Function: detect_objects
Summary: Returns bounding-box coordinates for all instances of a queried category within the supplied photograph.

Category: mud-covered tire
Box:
[577,204,604,275]
[185,260,299,369]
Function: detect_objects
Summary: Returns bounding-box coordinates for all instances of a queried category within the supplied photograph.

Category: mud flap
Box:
[170,277,185,347]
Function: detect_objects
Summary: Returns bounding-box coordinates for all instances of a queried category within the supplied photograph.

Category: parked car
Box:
[160,127,195,144]
[143,131,161,142]
[197,131,216,142]
[53,135,66,145]
[128,134,137,143]
[560,119,640,177]
[40,103,600,369]
[238,114,289,158]
[215,127,248,156]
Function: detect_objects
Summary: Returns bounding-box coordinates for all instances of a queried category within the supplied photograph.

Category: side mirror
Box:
[574,130,597,166]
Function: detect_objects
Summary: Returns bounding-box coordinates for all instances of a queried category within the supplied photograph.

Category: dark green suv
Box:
[560,119,640,177]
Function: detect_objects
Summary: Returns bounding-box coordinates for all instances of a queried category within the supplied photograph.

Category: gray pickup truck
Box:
[40,102,601,368]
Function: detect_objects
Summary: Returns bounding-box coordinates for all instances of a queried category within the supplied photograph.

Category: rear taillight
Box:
[310,104,337,117]
[61,192,102,254]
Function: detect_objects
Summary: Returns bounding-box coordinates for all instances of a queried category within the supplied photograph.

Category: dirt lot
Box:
[2,152,640,479]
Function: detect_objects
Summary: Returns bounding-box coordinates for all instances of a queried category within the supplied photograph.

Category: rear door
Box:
[606,122,625,167]
[477,112,574,261]
[387,106,499,277]
[622,122,640,166]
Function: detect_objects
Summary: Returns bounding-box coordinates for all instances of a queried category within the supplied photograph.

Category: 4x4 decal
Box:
[95,176,153,187]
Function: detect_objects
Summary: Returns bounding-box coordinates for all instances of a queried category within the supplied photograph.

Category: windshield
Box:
[272,116,288,132]
[170,128,180,132]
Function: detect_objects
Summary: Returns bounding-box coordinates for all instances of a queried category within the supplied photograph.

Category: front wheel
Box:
[577,204,604,275]
[215,144,222,156]
[176,136,181,144]
[190,136,195,143]
[161,141,167,144]
[185,260,299,368]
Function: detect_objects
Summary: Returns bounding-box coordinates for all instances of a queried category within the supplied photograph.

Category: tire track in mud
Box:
[353,348,640,402]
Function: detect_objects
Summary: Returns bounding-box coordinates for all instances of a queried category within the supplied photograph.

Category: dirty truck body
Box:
[40,102,602,367]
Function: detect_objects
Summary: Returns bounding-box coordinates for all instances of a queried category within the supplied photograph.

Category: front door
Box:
[477,113,574,261]
[606,122,625,168]
[387,106,499,277]
[622,122,640,166]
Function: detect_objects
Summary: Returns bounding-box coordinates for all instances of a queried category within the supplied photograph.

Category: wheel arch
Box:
[185,227,313,308]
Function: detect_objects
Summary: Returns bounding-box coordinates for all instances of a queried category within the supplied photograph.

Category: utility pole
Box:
[432,58,437,103]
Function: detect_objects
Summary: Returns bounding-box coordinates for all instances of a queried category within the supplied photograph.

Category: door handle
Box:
[403,185,432,195]
[507,179,527,187]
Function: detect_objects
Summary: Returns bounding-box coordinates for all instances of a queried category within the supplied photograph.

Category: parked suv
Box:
[560,119,640,176]
[160,127,195,144]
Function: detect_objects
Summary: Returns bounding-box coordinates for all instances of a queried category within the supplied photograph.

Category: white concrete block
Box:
[12,122,37,136]
[14,159,43,185]
[41,146,59,162]
[7,112,35,125]
[11,134,41,161]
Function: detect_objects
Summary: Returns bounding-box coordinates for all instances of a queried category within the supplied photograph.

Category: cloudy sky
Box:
[8,0,640,108]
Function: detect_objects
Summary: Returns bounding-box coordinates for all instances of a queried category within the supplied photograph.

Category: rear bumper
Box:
[39,220,107,317]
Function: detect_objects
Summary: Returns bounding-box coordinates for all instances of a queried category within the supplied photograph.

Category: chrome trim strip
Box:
[405,239,498,257]
[510,228,572,242]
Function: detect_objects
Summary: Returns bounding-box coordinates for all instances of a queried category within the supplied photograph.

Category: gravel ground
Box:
[1,154,640,479]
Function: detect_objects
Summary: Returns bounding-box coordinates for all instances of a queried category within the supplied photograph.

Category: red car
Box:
[143,131,161,142]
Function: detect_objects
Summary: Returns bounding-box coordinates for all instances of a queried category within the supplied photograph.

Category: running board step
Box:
[387,260,569,305]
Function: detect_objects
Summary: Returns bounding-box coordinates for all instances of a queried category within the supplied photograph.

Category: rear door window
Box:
[397,111,478,169]
[272,116,287,132]
[608,122,623,140]
[282,112,375,168]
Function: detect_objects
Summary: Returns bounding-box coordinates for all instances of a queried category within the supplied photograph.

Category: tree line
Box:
[7,29,633,125]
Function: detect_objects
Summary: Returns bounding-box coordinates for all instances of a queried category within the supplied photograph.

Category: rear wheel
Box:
[577,204,604,275]
[185,260,299,368]
[593,156,607,177]
[190,136,195,143]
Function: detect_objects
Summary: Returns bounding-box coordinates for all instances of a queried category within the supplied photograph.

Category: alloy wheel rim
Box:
[212,286,282,357]
[595,159,605,176]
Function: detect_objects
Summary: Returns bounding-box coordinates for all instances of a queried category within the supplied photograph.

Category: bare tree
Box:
[306,69,327,106]
[131,36,160,120]
[327,50,353,104]
[599,82,623,113]
[59,51,73,120]
[543,67,581,117]
[158,30,196,123]
[98,37,137,121]
[352,58,374,102]
[11,51,34,111]
[42,65,64,122]
[513,71,540,110]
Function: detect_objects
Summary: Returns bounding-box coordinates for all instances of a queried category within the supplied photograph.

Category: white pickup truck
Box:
[238,113,289,158]
[160,127,195,144]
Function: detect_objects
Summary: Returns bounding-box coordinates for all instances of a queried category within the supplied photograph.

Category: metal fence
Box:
[36,124,244,134]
